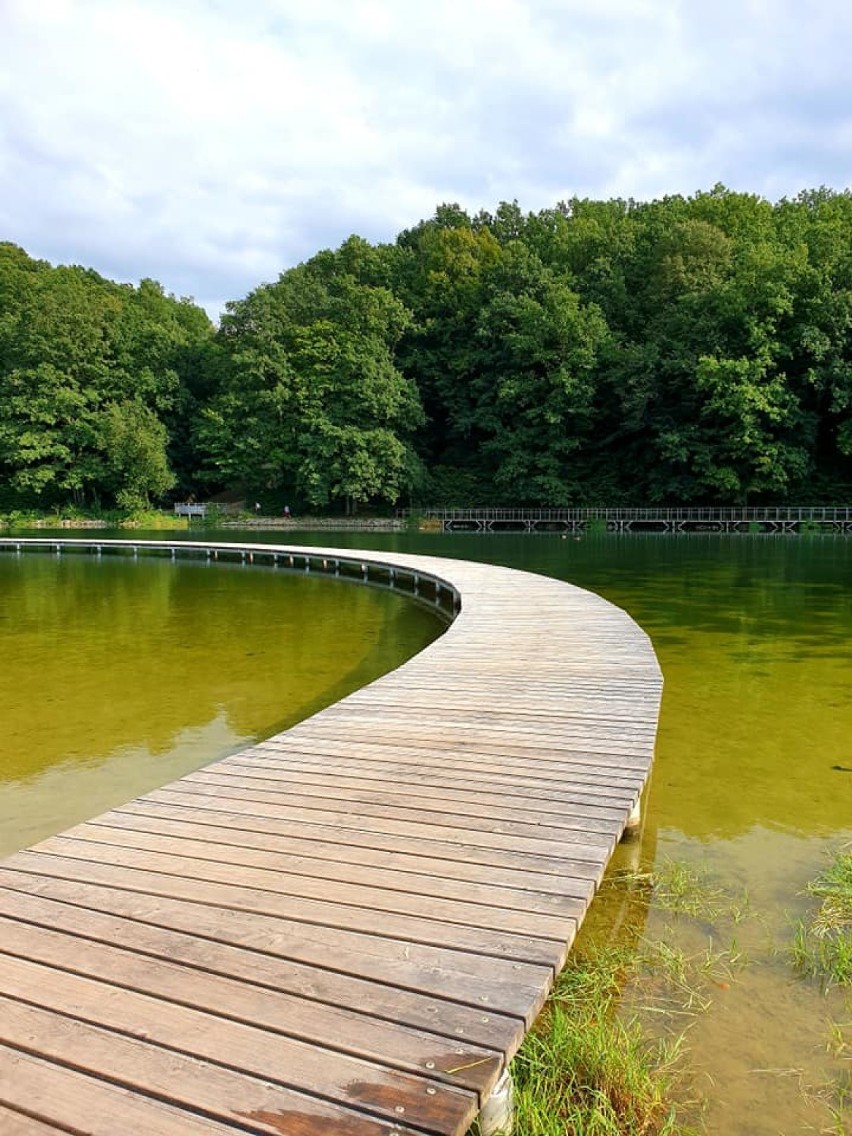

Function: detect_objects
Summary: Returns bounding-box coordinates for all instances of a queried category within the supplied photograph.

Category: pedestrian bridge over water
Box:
[0,539,662,1135]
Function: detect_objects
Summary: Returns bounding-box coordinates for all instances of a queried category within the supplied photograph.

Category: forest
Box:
[2,185,852,512]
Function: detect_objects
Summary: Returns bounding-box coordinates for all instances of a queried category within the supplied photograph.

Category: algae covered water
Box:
[2,531,850,1133]
[0,549,442,855]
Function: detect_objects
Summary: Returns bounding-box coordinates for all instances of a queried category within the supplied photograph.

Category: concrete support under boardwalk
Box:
[624,794,642,833]
[478,1069,514,1134]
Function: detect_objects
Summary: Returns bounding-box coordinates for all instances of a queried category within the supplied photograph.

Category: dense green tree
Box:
[462,243,609,502]
[5,186,852,513]
[0,246,211,509]
[198,246,423,511]
[99,398,175,509]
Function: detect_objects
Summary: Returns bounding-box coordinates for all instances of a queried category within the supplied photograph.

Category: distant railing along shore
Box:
[173,502,852,532]
[400,506,852,533]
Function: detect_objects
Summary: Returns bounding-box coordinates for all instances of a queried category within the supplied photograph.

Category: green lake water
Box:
[0,549,442,854]
[2,531,850,1134]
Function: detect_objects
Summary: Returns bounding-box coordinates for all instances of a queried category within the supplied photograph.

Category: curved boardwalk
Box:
[0,540,662,1135]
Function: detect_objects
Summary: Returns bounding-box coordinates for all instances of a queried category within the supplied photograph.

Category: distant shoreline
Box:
[0,515,406,533]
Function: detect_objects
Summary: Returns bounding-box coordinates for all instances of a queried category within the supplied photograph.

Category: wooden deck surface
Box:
[0,541,662,1135]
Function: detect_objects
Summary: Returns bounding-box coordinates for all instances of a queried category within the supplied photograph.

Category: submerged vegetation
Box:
[501,859,755,1136]
[792,847,852,989]
[4,185,852,514]
[503,849,852,1136]
[511,948,690,1136]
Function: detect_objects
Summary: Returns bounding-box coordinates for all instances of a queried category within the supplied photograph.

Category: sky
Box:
[1,0,851,320]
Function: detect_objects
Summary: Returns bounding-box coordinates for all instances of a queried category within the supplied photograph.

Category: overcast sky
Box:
[2,0,850,319]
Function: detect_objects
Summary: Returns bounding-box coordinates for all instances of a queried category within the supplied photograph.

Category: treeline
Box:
[0,243,215,511]
[3,185,852,511]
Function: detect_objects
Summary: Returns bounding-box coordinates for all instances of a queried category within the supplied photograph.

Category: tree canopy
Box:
[3,187,852,512]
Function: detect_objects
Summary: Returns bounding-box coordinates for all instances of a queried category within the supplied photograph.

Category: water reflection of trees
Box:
[419,533,852,839]
[0,554,440,783]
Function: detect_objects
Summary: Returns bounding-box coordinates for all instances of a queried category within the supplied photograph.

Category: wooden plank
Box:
[0,956,479,1133]
[23,833,580,943]
[180,768,629,831]
[0,1045,268,1136]
[227,747,645,799]
[281,721,654,766]
[287,722,654,758]
[2,857,568,976]
[0,918,503,1094]
[152,782,618,851]
[248,737,648,788]
[319,704,659,742]
[100,806,601,901]
[61,821,590,920]
[0,886,525,1050]
[116,798,609,883]
[340,682,660,713]
[0,997,454,1135]
[121,795,613,872]
[195,762,635,818]
[0,1106,65,1135]
[135,786,614,864]
[0,873,557,1022]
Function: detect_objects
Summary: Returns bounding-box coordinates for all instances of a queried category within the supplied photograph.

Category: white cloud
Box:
[1,0,851,319]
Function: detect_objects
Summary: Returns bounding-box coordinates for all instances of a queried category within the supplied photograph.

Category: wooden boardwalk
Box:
[0,540,662,1135]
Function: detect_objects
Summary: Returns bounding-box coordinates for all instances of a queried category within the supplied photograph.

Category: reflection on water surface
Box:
[0,550,441,854]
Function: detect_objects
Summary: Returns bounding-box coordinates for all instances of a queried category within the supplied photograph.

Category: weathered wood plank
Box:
[0,919,503,1094]
[0,876,550,1025]
[0,885,525,1050]
[58,821,590,919]
[115,790,608,876]
[0,996,464,1136]
[133,786,615,863]
[0,1045,270,1136]
[225,748,644,800]
[4,848,573,967]
[23,833,580,942]
[0,1106,65,1135]
[249,737,648,787]
[179,768,628,830]
[0,956,479,1133]
[146,783,618,854]
[190,763,634,819]
[93,808,601,902]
